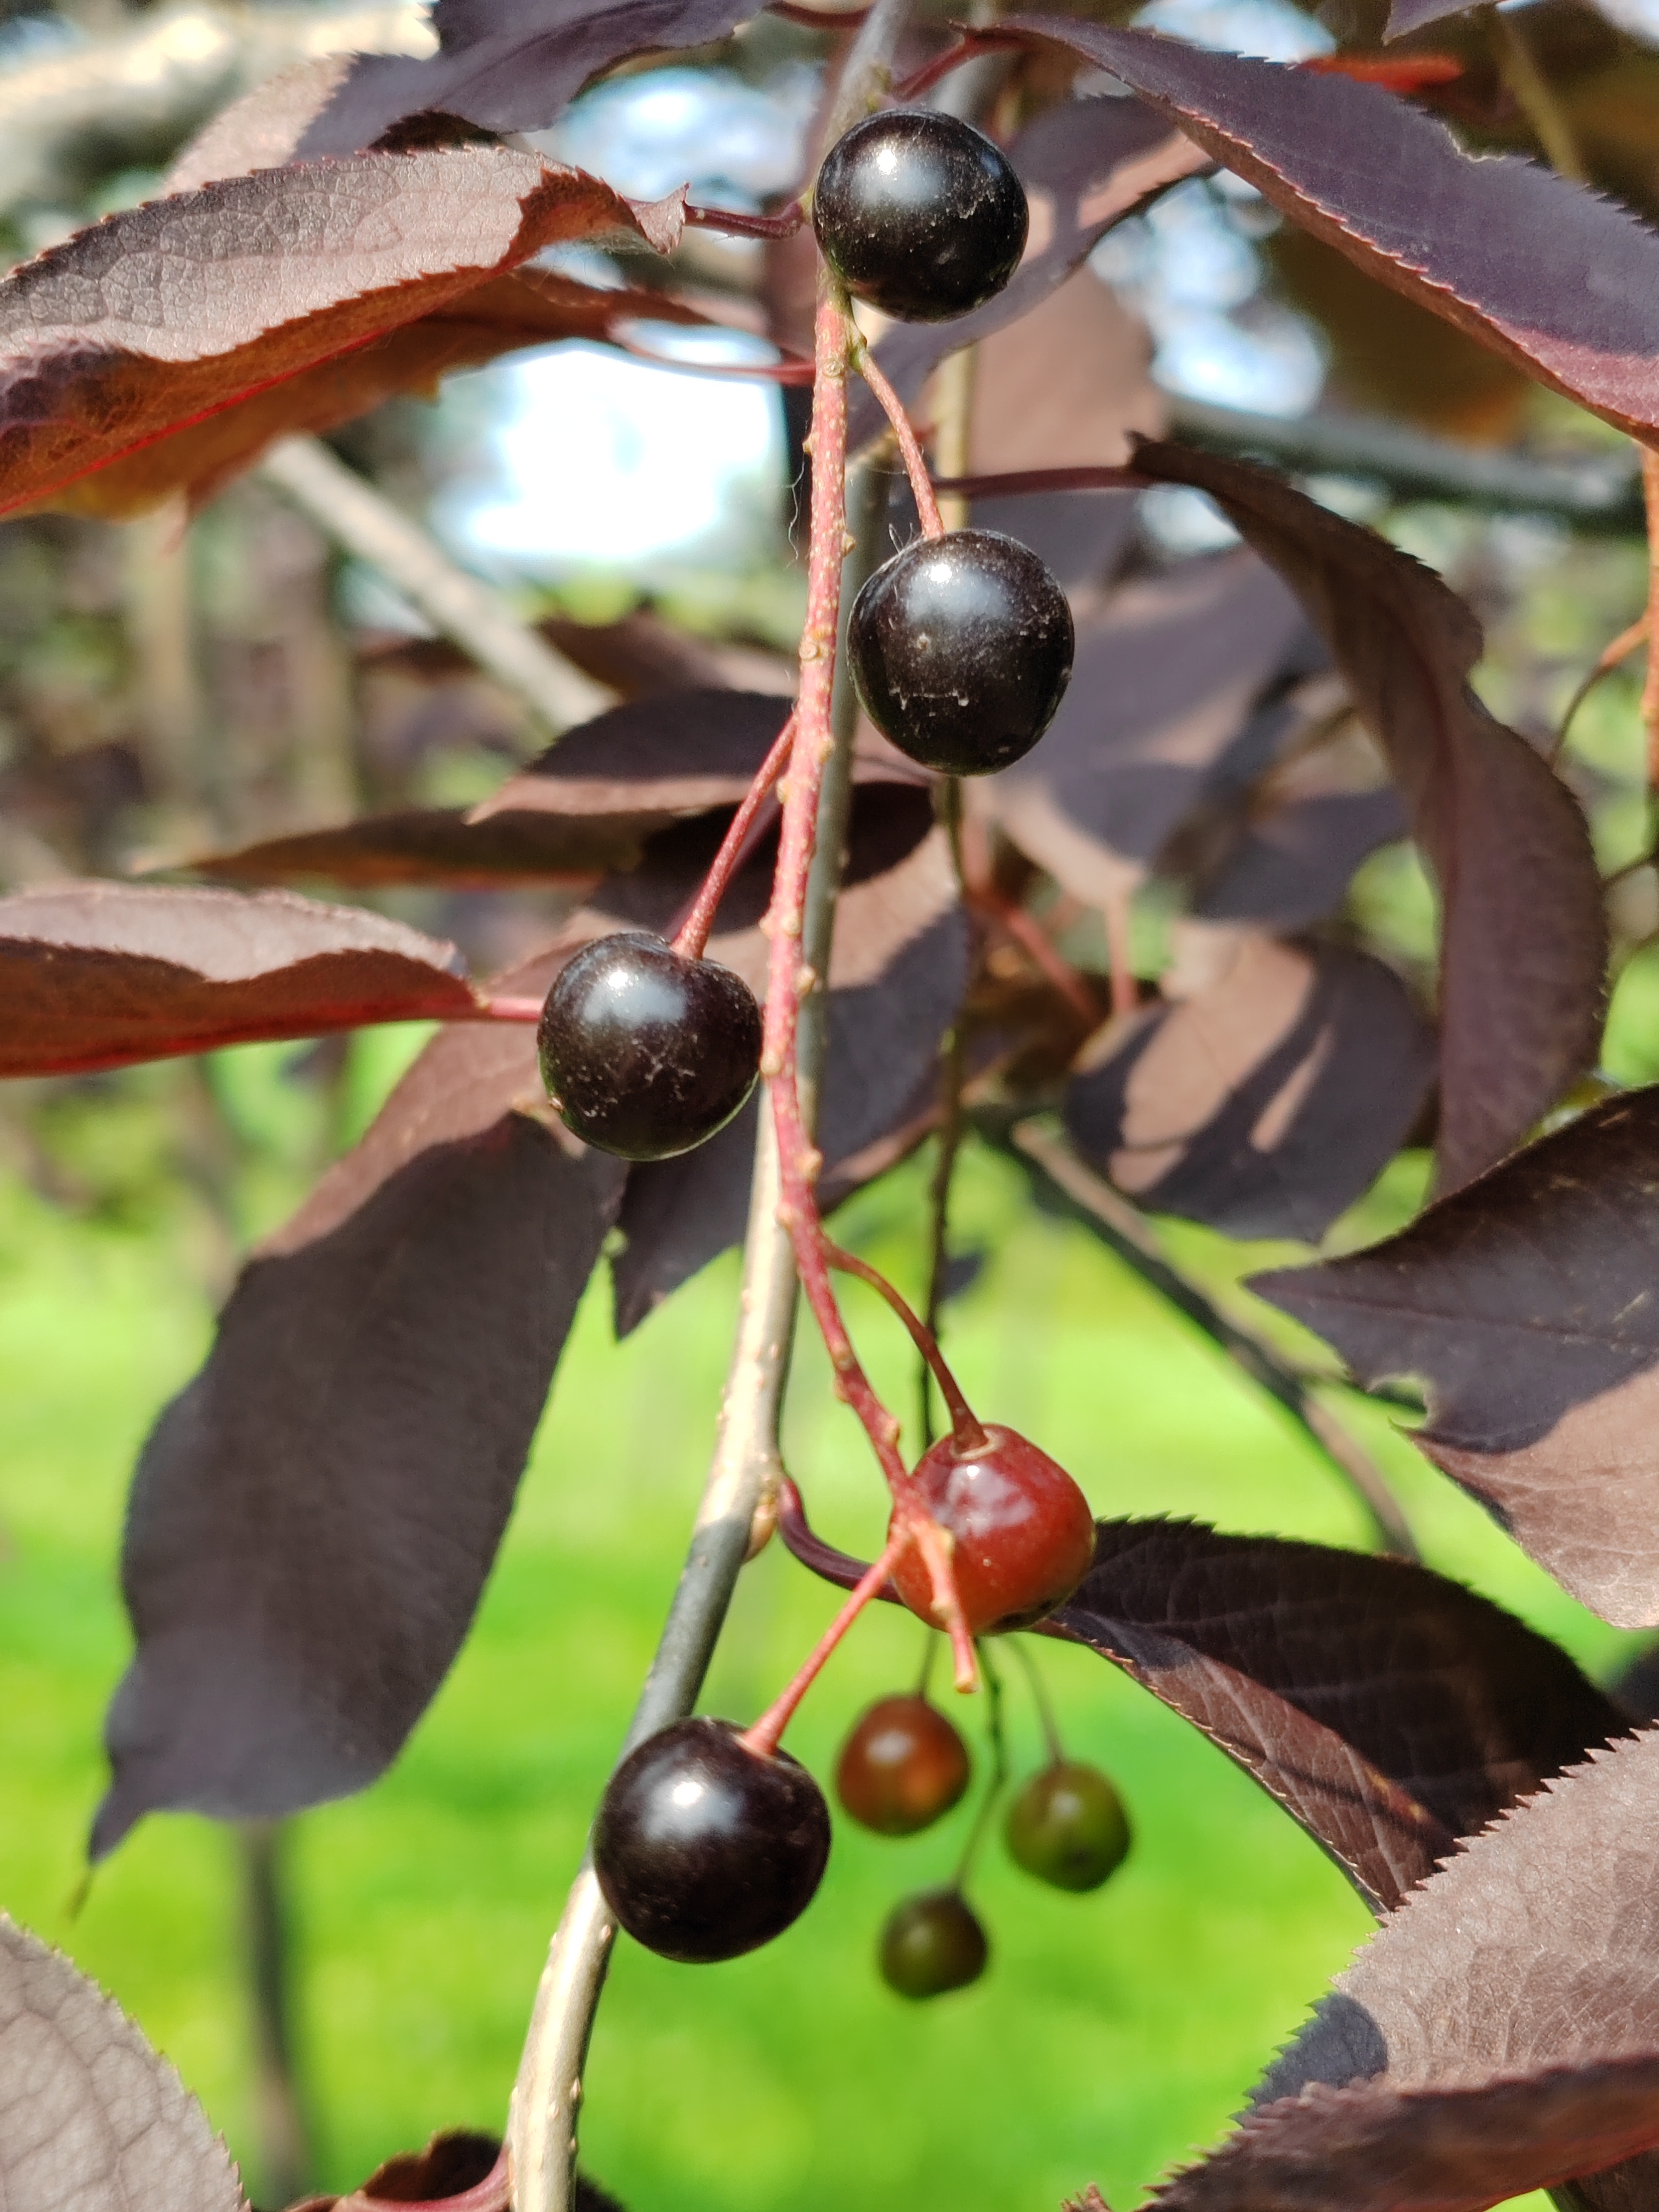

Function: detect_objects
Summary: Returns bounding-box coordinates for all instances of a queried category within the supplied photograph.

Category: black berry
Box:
[879,1888,989,1999]
[836,1694,971,1835]
[814,110,1027,323]
[1005,1761,1131,1892]
[848,531,1073,777]
[593,1717,831,1963]
[537,931,762,1162]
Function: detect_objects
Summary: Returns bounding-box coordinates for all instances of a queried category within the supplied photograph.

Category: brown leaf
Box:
[0,882,478,1076]
[0,1915,246,2211]
[0,149,684,519]
[1134,439,1605,1193]
[985,549,1323,907]
[295,0,776,156]
[1169,1729,1659,2211]
[968,264,1165,475]
[1013,21,1659,447]
[1253,1088,1659,1629]
[1148,2062,1659,2212]
[92,934,625,1852]
[848,93,1205,451]
[471,688,798,824]
[187,806,652,891]
[1065,930,1435,1243]
[1050,1520,1623,1912]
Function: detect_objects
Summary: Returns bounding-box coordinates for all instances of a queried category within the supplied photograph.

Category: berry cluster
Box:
[551,106,1102,1999]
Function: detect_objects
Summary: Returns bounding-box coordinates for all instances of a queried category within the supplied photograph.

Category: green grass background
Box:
[0,1022,1649,2212]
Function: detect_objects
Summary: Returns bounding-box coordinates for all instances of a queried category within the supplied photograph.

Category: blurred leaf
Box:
[1255,1088,1659,1628]
[0,1915,246,2210]
[1065,931,1435,1242]
[1136,439,1606,1193]
[187,806,648,891]
[0,883,478,1075]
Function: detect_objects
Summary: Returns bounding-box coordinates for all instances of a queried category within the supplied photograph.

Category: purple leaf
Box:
[1065,934,1434,1243]
[1134,439,1605,1192]
[92,938,624,1852]
[0,1917,246,2210]
[1253,1088,1659,1628]
[1011,21,1659,447]
[0,883,478,1074]
[297,0,771,158]
[1193,787,1407,932]
[1157,1729,1659,2210]
[187,807,649,890]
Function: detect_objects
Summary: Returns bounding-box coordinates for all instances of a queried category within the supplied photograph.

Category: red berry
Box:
[836,1694,971,1836]
[888,1426,1096,1635]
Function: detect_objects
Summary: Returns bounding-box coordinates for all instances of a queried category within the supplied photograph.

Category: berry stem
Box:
[890,26,1024,104]
[1011,1636,1065,1766]
[768,288,976,1690]
[740,1529,910,1759]
[671,713,797,960]
[477,994,548,1023]
[823,1237,985,1449]
[683,197,805,239]
[919,1024,967,1449]
[933,465,1151,499]
[950,1640,1008,1889]
[852,334,945,539]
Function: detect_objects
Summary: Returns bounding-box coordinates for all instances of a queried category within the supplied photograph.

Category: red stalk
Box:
[739,1529,909,1757]
[671,714,796,960]
[854,342,945,538]
[823,1239,985,1447]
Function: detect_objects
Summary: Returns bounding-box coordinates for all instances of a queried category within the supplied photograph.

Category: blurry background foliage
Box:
[1,0,1658,2205]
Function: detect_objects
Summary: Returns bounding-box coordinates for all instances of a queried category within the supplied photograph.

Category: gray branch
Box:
[1166,395,1644,535]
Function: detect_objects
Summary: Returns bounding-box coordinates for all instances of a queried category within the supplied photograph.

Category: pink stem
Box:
[968,888,1099,1027]
[475,995,547,1023]
[671,714,796,960]
[766,292,977,1692]
[739,1529,909,1757]
[823,1238,985,1447]
[854,342,945,539]
[612,330,816,385]
[684,198,805,239]
[890,28,1025,104]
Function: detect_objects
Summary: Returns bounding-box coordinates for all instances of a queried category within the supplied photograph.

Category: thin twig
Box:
[258,437,612,739]
[825,1238,983,1443]
[950,1640,1007,1888]
[931,350,977,538]
[1551,614,1646,767]
[920,1025,968,1450]
[672,714,795,959]
[1011,1639,1064,1768]
[853,340,945,538]
[997,1118,1419,1560]
[506,8,915,2200]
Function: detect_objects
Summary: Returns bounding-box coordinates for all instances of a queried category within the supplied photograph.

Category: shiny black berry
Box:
[1005,1761,1130,1892]
[848,531,1073,776]
[537,931,762,1162]
[814,110,1027,323]
[594,1717,831,1963]
[879,1888,990,1999]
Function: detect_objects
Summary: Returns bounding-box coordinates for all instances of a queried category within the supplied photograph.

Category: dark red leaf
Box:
[0,883,478,1075]
[0,1919,247,2210]
[472,688,798,823]
[606,781,969,1330]
[846,95,1205,452]
[1161,1728,1659,2210]
[1011,21,1659,446]
[1253,1088,1659,1628]
[985,550,1324,903]
[92,937,624,1853]
[1147,2062,1659,2212]
[1065,933,1435,1243]
[1192,788,1407,932]
[295,0,773,158]
[187,809,649,891]
[1133,439,1604,1193]
[0,149,685,518]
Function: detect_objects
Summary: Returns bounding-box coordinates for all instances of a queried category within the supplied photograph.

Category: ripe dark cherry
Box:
[1005,1762,1131,1892]
[879,1888,990,1999]
[813,109,1028,323]
[888,1425,1096,1635]
[593,1717,831,1963]
[537,931,761,1162]
[848,531,1073,777]
[836,1694,971,1837]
